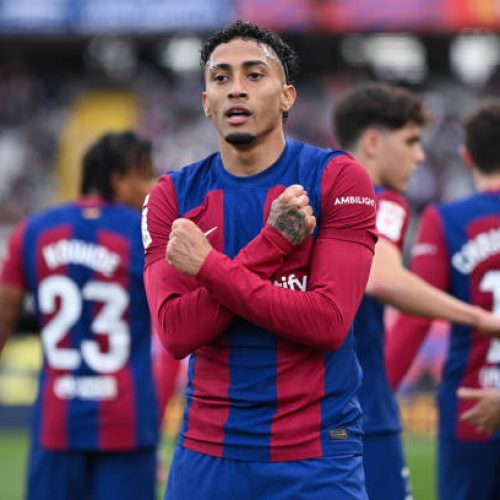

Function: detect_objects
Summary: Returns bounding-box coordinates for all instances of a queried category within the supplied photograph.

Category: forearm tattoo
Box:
[268,203,308,245]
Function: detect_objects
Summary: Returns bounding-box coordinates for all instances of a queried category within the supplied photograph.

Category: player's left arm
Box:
[0,223,27,356]
[172,156,378,351]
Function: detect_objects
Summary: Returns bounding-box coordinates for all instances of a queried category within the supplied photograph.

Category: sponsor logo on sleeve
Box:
[376,200,405,242]
[334,195,375,207]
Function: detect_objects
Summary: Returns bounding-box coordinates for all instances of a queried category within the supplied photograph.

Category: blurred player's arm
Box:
[384,205,497,389]
[172,157,377,351]
[366,237,484,324]
[144,178,302,358]
[457,387,500,434]
[0,223,27,356]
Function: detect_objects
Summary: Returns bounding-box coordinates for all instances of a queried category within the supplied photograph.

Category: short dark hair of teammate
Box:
[80,131,153,200]
[332,83,429,149]
[464,99,500,175]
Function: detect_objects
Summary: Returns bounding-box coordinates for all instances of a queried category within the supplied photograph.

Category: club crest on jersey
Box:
[452,227,500,274]
[273,273,308,291]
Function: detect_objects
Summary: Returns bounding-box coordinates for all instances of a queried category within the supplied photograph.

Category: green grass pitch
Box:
[0,431,436,499]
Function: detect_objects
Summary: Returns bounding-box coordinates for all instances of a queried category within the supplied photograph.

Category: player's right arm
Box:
[0,223,26,356]
[143,176,302,359]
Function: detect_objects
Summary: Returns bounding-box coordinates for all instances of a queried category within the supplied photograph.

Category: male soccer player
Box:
[0,131,161,500]
[142,21,378,499]
[386,100,500,499]
[332,84,500,500]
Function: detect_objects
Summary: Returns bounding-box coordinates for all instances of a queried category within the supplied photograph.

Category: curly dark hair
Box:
[200,20,299,85]
[333,83,429,149]
[80,131,152,199]
[465,99,500,174]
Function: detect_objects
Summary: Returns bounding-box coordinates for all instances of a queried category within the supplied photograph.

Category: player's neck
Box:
[350,149,380,185]
[475,171,500,192]
[219,130,286,177]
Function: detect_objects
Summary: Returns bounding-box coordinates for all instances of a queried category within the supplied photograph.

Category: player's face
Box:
[377,122,425,193]
[114,161,154,211]
[202,38,295,146]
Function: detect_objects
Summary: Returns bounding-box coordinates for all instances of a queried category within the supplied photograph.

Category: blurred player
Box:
[0,131,168,500]
[143,21,378,499]
[386,100,500,499]
[332,84,500,500]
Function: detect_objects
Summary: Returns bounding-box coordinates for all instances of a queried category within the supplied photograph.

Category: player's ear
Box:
[280,84,296,114]
[461,145,475,171]
[202,92,211,117]
[362,129,380,158]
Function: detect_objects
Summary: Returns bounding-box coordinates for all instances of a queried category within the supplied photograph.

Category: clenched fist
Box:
[166,219,213,276]
[268,184,316,245]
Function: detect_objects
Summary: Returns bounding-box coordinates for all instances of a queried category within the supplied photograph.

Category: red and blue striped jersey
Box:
[353,186,410,435]
[143,139,377,461]
[0,199,159,451]
[387,191,500,441]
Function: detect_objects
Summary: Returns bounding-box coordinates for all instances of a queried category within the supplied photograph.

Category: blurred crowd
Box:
[0,57,491,255]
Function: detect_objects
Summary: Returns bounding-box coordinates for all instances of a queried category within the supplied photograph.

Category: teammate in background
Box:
[0,131,168,500]
[386,100,500,500]
[143,21,377,499]
[332,84,500,500]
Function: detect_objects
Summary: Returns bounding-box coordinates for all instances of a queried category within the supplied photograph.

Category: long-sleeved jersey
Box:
[386,192,500,441]
[143,139,377,462]
[0,199,159,451]
[353,186,410,435]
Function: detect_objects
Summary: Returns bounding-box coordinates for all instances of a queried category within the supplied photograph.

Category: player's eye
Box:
[213,74,229,83]
[248,72,263,80]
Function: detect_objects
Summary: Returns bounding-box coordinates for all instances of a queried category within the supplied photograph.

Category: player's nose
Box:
[228,74,248,99]
[414,144,425,166]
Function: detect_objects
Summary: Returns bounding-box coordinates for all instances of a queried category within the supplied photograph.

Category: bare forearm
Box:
[370,266,479,326]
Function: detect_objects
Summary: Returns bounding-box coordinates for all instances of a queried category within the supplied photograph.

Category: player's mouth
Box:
[225,106,252,125]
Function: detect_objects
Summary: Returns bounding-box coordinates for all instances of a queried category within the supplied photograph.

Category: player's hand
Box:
[166,219,212,276]
[267,184,316,245]
[458,387,500,434]
[474,307,500,338]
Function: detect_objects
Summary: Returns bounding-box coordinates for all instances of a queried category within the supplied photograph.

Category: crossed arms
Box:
[143,159,377,358]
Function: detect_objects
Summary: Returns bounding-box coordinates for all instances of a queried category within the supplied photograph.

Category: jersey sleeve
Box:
[143,175,295,358]
[375,190,410,251]
[0,222,27,290]
[319,153,378,248]
[196,155,377,351]
[385,205,449,389]
[151,329,181,420]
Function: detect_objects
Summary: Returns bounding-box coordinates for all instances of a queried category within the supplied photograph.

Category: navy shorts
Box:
[438,437,500,500]
[165,445,367,500]
[27,441,156,500]
[363,433,412,500]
